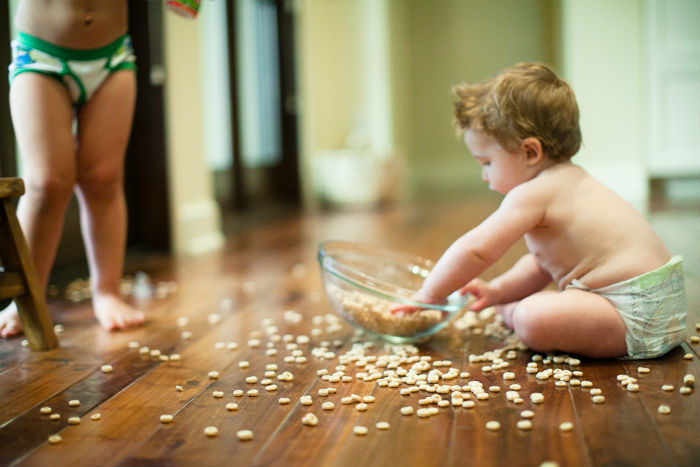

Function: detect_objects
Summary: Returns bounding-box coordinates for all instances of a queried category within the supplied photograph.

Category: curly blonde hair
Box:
[453,62,582,161]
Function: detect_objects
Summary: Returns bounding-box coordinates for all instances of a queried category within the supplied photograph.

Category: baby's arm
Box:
[409,184,546,305]
[461,253,552,311]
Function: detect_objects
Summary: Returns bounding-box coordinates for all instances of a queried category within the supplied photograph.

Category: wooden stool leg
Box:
[0,198,58,350]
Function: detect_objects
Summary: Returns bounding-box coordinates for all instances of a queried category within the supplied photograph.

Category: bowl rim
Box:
[317,240,464,313]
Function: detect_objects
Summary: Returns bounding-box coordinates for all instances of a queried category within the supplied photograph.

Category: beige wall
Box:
[298,0,555,203]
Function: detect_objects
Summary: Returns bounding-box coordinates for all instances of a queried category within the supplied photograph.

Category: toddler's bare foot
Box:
[93,293,145,331]
[0,302,23,338]
[495,302,518,330]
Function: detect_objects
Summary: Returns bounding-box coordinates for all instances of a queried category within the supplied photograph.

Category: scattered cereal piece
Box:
[683,374,695,387]
[530,393,544,404]
[680,387,692,395]
[39,407,52,415]
[302,413,318,426]
[237,429,254,440]
[592,395,606,404]
[160,414,174,424]
[213,391,224,398]
[657,404,671,415]
[637,367,650,374]
[517,420,533,430]
[68,400,80,407]
[68,416,81,425]
[353,426,368,436]
[48,434,62,445]
[90,413,101,421]
[101,365,113,373]
[279,397,291,405]
[661,384,674,392]
[226,403,238,411]
[559,422,574,432]
[208,371,220,380]
[400,406,414,415]
[204,426,219,437]
[50,414,61,421]
[322,402,335,410]
[247,389,259,397]
[376,421,390,430]
[486,421,500,431]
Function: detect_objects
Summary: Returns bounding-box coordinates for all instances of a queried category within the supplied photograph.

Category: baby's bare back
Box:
[15,0,128,49]
[525,164,671,290]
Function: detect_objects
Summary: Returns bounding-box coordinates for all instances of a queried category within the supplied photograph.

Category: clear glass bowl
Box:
[317,240,467,344]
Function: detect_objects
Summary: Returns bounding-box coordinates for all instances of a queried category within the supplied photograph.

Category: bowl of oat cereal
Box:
[317,241,467,343]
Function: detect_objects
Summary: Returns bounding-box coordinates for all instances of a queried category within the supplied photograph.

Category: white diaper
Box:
[567,256,687,360]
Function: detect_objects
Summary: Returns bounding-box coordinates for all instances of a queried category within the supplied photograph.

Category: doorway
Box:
[218,0,301,231]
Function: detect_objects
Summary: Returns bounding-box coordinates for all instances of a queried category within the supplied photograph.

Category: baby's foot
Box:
[92,293,145,331]
[495,302,518,330]
[0,302,23,338]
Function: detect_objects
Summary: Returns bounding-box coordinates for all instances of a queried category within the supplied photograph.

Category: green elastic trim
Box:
[9,68,64,86]
[16,31,129,61]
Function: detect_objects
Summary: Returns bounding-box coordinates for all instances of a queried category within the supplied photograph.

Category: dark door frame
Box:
[224,0,301,211]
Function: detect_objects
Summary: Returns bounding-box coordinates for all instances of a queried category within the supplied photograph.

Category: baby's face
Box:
[464,129,530,195]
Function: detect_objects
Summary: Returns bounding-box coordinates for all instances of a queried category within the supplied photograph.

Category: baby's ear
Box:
[521,137,544,165]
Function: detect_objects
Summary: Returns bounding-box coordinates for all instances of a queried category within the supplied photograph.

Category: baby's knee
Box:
[511,302,556,352]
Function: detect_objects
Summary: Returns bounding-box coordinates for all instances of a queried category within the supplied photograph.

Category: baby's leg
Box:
[74,70,144,331]
[511,289,627,358]
[1,74,77,338]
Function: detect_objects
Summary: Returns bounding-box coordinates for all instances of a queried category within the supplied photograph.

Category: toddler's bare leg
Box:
[1,74,76,338]
[511,289,627,358]
[74,70,144,331]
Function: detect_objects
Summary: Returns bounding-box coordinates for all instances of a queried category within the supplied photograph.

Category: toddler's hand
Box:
[459,278,499,311]
[389,291,442,316]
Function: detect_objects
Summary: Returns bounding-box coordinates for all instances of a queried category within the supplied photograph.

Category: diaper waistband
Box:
[15,31,131,61]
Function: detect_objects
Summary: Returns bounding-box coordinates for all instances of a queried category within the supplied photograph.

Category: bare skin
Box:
[393,129,671,358]
[0,0,144,337]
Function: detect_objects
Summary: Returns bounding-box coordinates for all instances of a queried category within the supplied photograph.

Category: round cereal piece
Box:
[322,402,335,410]
[204,426,219,437]
[302,413,318,426]
[657,404,671,415]
[90,413,102,421]
[237,429,254,440]
[48,434,62,445]
[101,364,113,373]
[68,400,80,407]
[50,413,61,421]
[226,403,238,411]
[592,395,606,404]
[160,414,174,424]
[376,421,390,430]
[485,421,500,431]
[279,397,291,405]
[245,376,258,384]
[213,391,224,398]
[400,406,414,415]
[68,416,81,425]
[208,371,220,380]
[355,403,368,412]
[233,389,244,397]
[40,407,52,415]
[353,425,368,436]
[266,384,278,392]
[247,389,259,397]
[517,419,533,430]
[530,393,544,404]
[559,422,574,432]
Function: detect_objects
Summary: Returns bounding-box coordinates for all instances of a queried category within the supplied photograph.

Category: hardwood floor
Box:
[1,196,698,467]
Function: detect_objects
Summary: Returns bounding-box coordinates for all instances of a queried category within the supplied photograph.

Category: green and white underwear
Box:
[9,32,136,106]
[567,256,688,360]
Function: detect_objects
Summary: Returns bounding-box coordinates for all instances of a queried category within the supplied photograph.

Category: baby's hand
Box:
[389,291,443,316]
[459,278,499,311]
